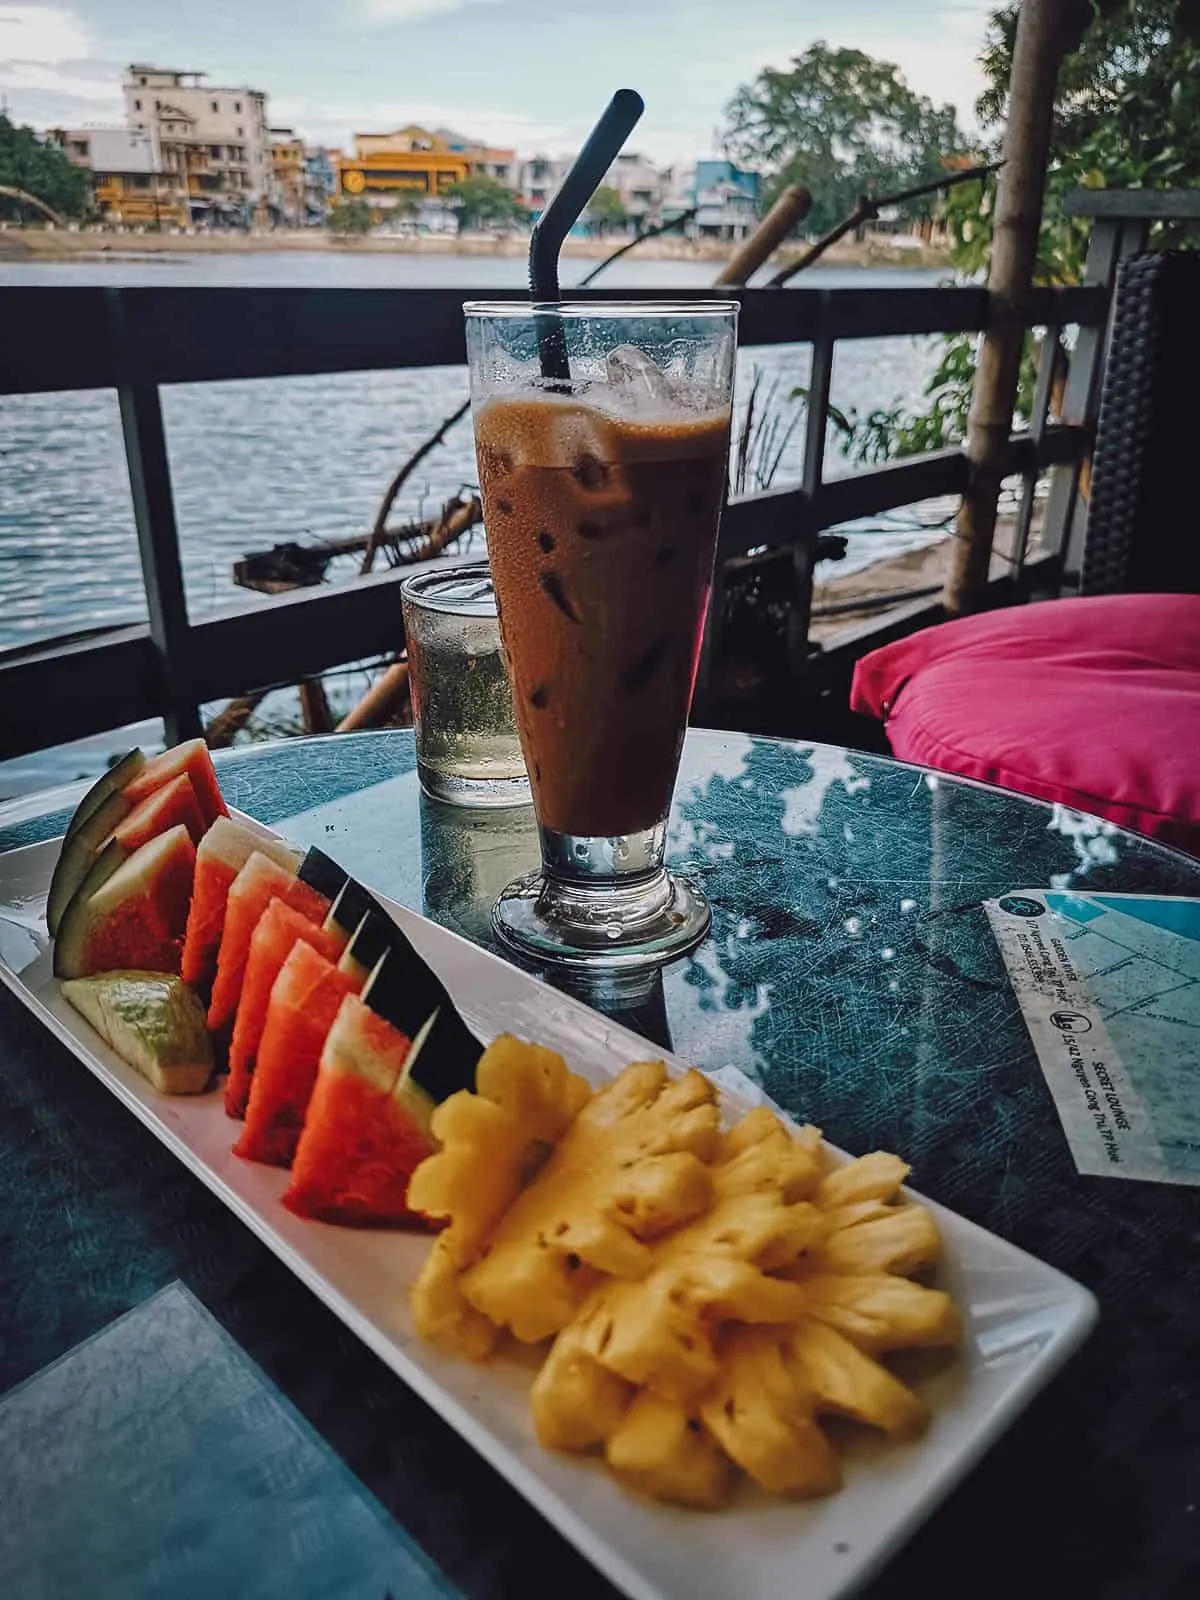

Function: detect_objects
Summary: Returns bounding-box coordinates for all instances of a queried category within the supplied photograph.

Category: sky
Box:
[0,0,997,161]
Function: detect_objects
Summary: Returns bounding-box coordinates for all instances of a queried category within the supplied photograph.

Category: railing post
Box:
[1010,319,1060,579]
[109,291,202,743]
[792,331,833,675]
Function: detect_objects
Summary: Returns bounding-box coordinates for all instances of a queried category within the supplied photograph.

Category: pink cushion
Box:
[851,595,1200,855]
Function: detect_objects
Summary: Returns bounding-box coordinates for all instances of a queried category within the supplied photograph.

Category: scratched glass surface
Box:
[5,728,1198,1201]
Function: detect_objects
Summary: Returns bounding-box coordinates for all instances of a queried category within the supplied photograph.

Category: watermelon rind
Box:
[54,824,196,980]
[296,846,348,903]
[47,788,131,935]
[336,904,395,984]
[361,944,481,1104]
[62,836,131,925]
[325,877,373,941]
[63,749,145,843]
[61,970,213,1094]
[198,816,302,877]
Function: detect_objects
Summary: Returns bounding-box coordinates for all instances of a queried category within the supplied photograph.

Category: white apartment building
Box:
[123,65,275,220]
[520,151,670,226]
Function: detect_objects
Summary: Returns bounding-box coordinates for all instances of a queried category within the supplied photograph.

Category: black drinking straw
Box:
[529,88,645,383]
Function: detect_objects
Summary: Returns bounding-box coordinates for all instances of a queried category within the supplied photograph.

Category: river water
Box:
[0,250,953,795]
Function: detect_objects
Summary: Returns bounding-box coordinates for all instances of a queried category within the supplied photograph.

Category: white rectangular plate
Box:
[0,822,1097,1600]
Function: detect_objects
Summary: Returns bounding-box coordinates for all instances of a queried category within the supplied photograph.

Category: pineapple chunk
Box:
[605,1393,730,1509]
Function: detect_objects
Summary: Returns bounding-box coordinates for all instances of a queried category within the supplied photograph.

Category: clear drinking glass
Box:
[401,563,531,808]
[464,300,738,967]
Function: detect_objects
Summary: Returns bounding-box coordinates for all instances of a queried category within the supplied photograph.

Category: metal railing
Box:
[1,275,1107,760]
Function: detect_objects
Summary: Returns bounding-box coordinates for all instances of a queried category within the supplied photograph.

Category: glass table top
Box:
[4,725,1194,1168]
[3,728,1198,1600]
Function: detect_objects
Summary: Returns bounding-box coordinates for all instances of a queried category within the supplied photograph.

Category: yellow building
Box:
[269,126,306,224]
[50,126,188,228]
[335,126,517,208]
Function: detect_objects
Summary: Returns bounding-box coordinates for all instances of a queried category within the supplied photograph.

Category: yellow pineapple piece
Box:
[816,1151,910,1210]
[460,1063,720,1343]
[407,1035,591,1355]
[531,1320,635,1452]
[700,1327,841,1497]
[786,1319,929,1439]
[794,1273,962,1354]
[605,1392,731,1509]
[814,1204,943,1278]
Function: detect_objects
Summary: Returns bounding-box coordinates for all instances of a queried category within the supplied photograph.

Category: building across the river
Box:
[269,127,307,225]
[49,126,188,228]
[334,126,517,212]
[123,64,274,224]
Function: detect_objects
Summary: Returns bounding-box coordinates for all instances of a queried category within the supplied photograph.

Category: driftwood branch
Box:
[766,161,1004,288]
[360,398,472,574]
[577,207,698,287]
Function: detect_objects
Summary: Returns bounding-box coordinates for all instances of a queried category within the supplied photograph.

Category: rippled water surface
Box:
[0,251,954,795]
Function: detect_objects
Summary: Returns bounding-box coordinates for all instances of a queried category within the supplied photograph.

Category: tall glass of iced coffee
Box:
[464,301,737,968]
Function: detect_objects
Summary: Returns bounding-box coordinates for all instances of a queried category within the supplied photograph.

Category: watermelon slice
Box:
[63,749,146,843]
[207,853,332,1033]
[54,825,196,980]
[234,942,361,1168]
[225,899,347,1119]
[282,992,436,1227]
[121,738,228,830]
[361,942,481,1107]
[48,772,207,936]
[181,818,301,995]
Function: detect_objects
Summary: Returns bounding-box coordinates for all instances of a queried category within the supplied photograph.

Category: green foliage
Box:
[328,198,374,234]
[840,0,1200,463]
[0,115,91,219]
[723,43,968,235]
[585,184,627,232]
[444,173,524,232]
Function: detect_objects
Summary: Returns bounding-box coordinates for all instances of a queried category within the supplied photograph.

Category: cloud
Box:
[0,4,123,123]
[359,0,500,23]
[0,1,89,61]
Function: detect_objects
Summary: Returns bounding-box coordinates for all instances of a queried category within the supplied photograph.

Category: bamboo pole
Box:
[943,0,1073,614]
[714,185,812,286]
[335,660,410,732]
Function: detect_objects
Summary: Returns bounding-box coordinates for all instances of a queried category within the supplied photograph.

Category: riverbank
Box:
[0,224,952,272]
[809,503,1045,644]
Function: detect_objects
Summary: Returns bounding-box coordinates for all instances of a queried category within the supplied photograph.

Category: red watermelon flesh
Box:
[181,818,301,995]
[122,739,228,830]
[53,825,196,980]
[234,942,360,1168]
[113,772,207,851]
[208,854,331,1033]
[282,993,435,1227]
[225,900,347,1119]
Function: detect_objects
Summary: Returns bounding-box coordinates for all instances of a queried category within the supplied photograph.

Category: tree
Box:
[585,184,627,234]
[0,116,91,220]
[328,198,374,235]
[843,0,1200,462]
[723,44,968,235]
[444,173,524,233]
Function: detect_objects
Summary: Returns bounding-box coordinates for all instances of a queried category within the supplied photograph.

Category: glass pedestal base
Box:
[491,824,710,970]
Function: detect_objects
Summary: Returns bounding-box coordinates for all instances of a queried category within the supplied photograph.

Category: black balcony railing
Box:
[0,277,1108,761]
